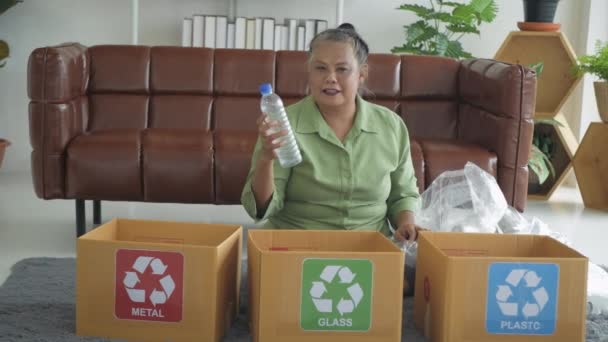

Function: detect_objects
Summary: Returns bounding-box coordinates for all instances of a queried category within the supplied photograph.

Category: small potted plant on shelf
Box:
[391,0,498,59]
[518,0,561,32]
[526,63,562,194]
[574,40,608,123]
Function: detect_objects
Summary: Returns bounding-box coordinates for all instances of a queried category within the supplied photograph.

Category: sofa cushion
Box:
[214,131,258,204]
[67,130,142,200]
[418,139,498,188]
[142,129,214,203]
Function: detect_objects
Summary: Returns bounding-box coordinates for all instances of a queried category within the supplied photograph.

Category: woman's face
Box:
[308,40,367,112]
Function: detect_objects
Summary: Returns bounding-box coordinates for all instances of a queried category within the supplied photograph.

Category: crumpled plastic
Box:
[391,162,608,313]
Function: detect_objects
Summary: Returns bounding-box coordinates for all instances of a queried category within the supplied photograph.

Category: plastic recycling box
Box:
[76,218,242,342]
[414,231,588,342]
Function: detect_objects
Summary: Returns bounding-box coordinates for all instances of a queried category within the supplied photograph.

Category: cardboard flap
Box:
[248,229,401,253]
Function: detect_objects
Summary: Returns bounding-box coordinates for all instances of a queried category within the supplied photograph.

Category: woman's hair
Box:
[308,23,369,66]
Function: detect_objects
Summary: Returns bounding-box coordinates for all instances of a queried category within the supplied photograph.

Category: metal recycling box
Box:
[76,218,242,342]
[413,231,588,342]
[247,229,405,342]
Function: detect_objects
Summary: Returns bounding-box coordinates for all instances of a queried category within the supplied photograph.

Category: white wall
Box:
[0,0,599,173]
[578,0,608,138]
[0,0,131,173]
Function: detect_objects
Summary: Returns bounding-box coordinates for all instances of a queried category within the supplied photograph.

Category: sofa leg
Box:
[93,200,101,225]
[76,199,85,237]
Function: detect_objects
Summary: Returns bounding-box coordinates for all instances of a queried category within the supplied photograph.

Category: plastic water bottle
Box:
[259,83,302,168]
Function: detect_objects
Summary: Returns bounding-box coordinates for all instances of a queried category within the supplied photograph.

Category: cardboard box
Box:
[414,231,588,342]
[247,229,405,342]
[76,218,242,342]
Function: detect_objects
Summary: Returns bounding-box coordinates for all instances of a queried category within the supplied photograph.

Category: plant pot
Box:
[594,81,608,123]
[523,0,560,23]
[0,138,9,169]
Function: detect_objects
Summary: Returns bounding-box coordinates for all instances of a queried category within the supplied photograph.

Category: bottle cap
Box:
[259,83,273,95]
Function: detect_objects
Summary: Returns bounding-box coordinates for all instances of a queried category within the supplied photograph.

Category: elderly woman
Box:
[241,23,420,242]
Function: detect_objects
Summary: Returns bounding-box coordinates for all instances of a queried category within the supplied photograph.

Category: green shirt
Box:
[241,95,420,236]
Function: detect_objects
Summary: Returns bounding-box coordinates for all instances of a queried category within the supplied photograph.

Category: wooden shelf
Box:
[527,113,578,200]
[494,31,582,118]
[573,122,608,211]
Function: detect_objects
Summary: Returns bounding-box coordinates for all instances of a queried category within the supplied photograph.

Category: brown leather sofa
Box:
[27,43,535,237]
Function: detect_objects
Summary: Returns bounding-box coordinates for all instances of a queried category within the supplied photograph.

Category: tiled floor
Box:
[1,171,607,285]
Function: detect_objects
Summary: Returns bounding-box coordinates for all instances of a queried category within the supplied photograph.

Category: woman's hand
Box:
[256,114,288,164]
[394,223,418,243]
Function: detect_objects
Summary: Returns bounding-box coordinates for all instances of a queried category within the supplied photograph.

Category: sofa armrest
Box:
[28,43,89,199]
[457,58,536,211]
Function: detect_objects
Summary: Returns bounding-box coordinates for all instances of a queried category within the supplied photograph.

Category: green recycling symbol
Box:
[300,259,373,331]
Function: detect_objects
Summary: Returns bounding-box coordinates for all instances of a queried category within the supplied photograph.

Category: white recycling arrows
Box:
[320,266,340,283]
[123,256,175,306]
[522,303,540,318]
[312,298,332,313]
[348,283,363,306]
[337,298,355,316]
[310,265,364,315]
[338,267,356,283]
[126,288,146,303]
[123,272,140,288]
[506,269,526,287]
[310,281,327,298]
[524,271,542,288]
[160,275,175,298]
[496,269,551,318]
[533,287,549,310]
[150,258,168,275]
[496,285,512,302]
[150,289,167,306]
[133,256,154,274]
[498,302,518,316]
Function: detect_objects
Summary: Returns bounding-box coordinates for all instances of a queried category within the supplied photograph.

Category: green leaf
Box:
[469,0,498,22]
[445,40,470,58]
[446,23,479,34]
[452,5,475,22]
[529,145,554,184]
[575,40,608,81]
[427,11,455,23]
[397,4,435,19]
[435,34,450,56]
[439,1,462,7]
[405,21,437,44]
[528,62,544,77]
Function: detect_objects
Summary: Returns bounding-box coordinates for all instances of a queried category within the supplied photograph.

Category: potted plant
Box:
[391,0,498,59]
[0,0,22,169]
[518,0,561,32]
[523,0,560,22]
[575,40,608,123]
[526,63,562,193]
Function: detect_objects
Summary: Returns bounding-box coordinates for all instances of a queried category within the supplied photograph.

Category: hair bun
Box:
[337,23,356,32]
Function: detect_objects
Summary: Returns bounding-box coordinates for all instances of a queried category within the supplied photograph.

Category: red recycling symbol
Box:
[115,249,183,322]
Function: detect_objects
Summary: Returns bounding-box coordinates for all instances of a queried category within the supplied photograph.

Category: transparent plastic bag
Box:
[390,236,418,296]
[391,162,606,309]
[414,162,508,234]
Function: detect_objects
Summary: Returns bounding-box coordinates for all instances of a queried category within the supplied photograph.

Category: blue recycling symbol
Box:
[486,263,559,335]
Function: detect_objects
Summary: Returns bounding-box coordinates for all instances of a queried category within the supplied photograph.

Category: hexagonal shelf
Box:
[573,123,608,211]
[528,113,578,200]
[495,31,582,118]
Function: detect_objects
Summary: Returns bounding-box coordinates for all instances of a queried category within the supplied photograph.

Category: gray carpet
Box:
[0,258,606,341]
